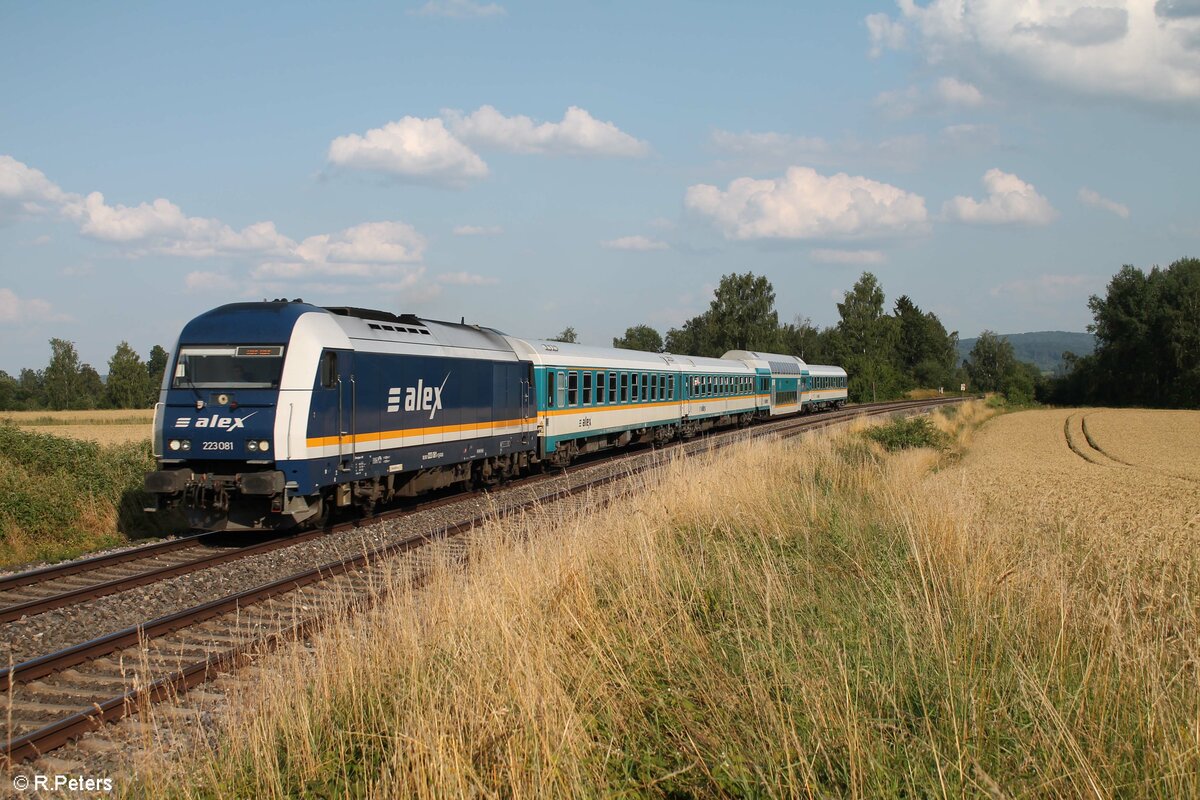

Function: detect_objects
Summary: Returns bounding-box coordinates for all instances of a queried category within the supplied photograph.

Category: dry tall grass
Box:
[135,404,1200,798]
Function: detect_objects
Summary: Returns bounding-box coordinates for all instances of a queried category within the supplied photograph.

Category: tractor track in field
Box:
[2,396,968,769]
[1064,410,1200,486]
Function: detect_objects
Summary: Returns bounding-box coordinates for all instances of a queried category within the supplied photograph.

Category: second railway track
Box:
[2,396,969,764]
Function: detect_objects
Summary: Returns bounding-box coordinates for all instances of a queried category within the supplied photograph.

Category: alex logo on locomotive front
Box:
[173,411,260,431]
[387,374,450,419]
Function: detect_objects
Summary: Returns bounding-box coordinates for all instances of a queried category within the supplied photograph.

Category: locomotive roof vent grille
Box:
[366,321,430,335]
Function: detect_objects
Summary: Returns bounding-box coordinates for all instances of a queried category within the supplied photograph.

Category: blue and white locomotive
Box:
[145,301,847,531]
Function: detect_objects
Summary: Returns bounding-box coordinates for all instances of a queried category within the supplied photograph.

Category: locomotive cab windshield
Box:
[173,345,286,389]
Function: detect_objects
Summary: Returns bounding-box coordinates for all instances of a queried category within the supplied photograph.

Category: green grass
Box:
[0,421,170,567]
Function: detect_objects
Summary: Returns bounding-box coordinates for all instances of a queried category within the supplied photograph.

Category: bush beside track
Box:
[0,421,169,567]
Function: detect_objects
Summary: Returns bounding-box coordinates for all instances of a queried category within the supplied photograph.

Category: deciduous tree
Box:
[613,325,663,352]
[107,341,152,409]
[43,338,82,410]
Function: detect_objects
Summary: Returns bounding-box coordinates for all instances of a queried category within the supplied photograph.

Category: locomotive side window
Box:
[320,351,337,388]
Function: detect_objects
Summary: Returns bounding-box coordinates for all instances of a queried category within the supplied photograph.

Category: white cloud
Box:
[1015,7,1129,46]
[875,77,984,118]
[866,1,1200,107]
[30,234,51,245]
[436,271,499,285]
[444,105,649,157]
[809,248,887,265]
[0,155,75,219]
[685,166,929,241]
[327,117,489,185]
[601,235,669,251]
[61,191,295,256]
[1078,187,1130,218]
[943,169,1058,225]
[0,154,437,302]
[867,12,907,56]
[409,0,505,17]
[295,221,425,266]
[452,224,503,236]
[935,77,984,107]
[0,288,64,324]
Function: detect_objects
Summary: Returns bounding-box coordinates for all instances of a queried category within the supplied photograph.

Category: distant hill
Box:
[957,331,1096,374]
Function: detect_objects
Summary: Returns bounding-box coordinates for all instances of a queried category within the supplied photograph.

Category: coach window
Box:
[582,372,592,405]
[608,372,617,403]
[620,372,629,403]
[320,351,338,389]
[568,372,579,406]
[556,371,567,408]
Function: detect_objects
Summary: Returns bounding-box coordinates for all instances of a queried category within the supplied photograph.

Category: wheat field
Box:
[133,404,1200,798]
[2,409,153,445]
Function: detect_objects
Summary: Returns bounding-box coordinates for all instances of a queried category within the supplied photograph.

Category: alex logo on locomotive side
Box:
[387,373,451,420]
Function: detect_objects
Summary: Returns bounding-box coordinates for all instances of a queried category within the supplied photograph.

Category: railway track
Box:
[1,395,968,764]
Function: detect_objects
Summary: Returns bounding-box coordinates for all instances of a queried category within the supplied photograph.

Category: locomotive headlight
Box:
[246,440,257,452]
[216,393,230,405]
[168,439,191,452]
[169,440,181,452]
[258,440,270,452]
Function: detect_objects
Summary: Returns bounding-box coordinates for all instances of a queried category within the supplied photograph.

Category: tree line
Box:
[0,339,169,411]
[1043,256,1199,408]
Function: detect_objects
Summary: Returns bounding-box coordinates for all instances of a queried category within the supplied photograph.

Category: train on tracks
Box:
[144,301,848,531]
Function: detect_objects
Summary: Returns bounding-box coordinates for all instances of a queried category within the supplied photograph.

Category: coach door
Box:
[319,349,357,472]
[521,362,534,445]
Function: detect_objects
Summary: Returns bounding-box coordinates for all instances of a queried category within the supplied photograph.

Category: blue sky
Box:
[2,0,1198,374]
